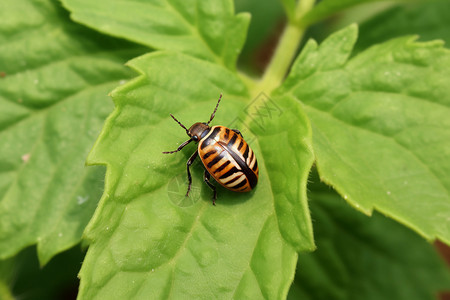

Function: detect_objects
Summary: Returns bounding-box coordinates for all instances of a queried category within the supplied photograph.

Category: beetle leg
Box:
[203,170,217,205]
[232,129,243,137]
[186,150,198,197]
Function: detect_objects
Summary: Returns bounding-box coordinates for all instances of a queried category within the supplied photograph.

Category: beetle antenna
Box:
[207,93,222,125]
[162,138,193,154]
[170,114,189,135]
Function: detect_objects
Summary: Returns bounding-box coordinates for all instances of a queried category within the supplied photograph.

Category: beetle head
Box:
[188,122,210,142]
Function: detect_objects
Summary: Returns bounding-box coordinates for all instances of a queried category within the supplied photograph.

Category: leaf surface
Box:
[78,51,315,299]
[0,0,142,264]
[279,24,450,244]
[60,0,250,70]
[0,246,84,300]
[288,176,450,300]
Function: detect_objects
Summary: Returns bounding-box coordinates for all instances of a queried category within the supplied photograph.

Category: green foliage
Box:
[78,51,314,299]
[1,0,449,299]
[279,24,450,244]
[288,174,450,300]
[61,0,250,70]
[1,247,83,300]
[0,0,144,265]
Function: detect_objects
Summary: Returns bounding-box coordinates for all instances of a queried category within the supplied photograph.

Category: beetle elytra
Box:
[163,94,259,205]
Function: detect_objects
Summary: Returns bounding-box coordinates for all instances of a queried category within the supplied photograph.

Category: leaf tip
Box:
[338,23,359,46]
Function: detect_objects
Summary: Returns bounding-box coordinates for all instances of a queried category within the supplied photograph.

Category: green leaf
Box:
[60,0,250,70]
[302,0,413,25]
[0,257,14,300]
[280,24,450,244]
[78,51,314,299]
[250,95,315,251]
[0,281,13,300]
[0,0,143,264]
[0,246,84,300]
[356,0,450,51]
[288,176,450,300]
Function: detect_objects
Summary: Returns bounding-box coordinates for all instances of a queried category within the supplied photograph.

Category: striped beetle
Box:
[163,94,259,205]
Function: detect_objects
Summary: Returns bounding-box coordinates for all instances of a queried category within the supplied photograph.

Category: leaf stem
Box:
[254,0,316,95]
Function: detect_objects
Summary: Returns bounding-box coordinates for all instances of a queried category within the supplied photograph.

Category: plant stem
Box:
[254,0,316,96]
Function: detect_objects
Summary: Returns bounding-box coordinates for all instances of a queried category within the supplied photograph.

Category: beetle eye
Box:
[192,136,198,141]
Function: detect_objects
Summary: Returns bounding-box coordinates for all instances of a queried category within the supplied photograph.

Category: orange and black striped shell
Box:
[198,126,258,192]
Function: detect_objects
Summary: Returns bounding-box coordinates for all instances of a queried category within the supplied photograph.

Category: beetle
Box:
[163,94,259,205]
